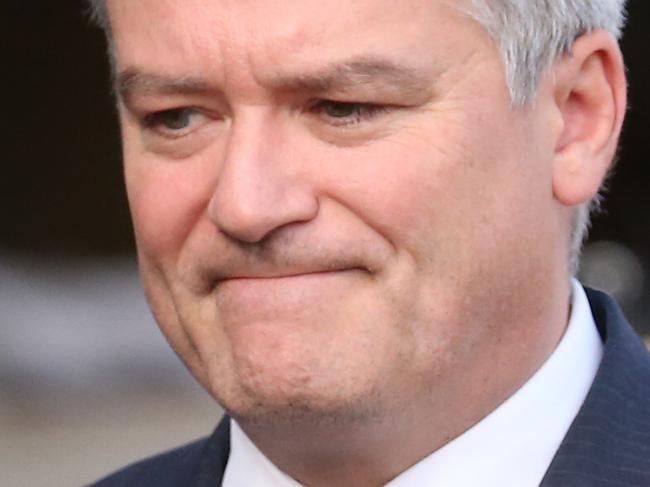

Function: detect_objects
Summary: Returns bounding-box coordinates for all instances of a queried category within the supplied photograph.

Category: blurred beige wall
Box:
[0,255,221,487]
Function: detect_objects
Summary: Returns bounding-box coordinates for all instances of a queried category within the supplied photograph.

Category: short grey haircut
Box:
[467,0,627,273]
[86,0,109,34]
[85,0,627,273]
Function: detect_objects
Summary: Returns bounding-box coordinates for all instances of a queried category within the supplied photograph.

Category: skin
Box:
[106,0,626,485]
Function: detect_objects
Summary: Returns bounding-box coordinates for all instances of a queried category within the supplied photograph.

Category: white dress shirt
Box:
[222,280,604,487]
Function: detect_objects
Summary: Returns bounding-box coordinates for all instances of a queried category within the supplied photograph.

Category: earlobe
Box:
[551,29,627,207]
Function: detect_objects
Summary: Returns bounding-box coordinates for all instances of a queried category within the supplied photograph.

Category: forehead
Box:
[106,0,486,80]
[106,0,466,38]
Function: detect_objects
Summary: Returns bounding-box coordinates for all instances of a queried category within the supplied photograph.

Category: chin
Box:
[215,384,376,430]
[225,394,367,428]
[205,350,385,429]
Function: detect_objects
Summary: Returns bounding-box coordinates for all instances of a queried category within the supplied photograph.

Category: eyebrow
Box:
[116,56,433,103]
[267,57,433,95]
[116,70,216,104]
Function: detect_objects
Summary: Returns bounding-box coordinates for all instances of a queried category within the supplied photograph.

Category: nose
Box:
[208,112,319,243]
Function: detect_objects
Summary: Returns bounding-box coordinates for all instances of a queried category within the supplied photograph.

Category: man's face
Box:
[109,0,564,422]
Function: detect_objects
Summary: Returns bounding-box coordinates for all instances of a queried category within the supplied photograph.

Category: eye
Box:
[322,101,363,118]
[143,108,206,136]
[312,100,387,127]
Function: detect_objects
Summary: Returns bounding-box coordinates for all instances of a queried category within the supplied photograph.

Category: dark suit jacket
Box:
[88,288,650,487]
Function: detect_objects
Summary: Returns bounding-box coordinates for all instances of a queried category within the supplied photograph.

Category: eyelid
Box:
[142,107,211,139]
[310,100,390,127]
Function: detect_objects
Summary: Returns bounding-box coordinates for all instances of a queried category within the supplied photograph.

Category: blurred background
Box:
[3,1,649,486]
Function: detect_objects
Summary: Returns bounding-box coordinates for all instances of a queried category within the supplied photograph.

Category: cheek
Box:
[125,153,217,261]
[318,134,472,250]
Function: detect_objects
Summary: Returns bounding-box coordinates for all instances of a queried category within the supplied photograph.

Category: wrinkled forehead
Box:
[105,0,487,74]
[105,0,472,34]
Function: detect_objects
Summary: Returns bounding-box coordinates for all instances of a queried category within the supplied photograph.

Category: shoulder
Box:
[86,417,231,487]
[86,438,210,487]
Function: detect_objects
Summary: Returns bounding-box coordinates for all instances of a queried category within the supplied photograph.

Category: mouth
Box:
[210,267,369,315]
[217,267,369,284]
[213,267,371,296]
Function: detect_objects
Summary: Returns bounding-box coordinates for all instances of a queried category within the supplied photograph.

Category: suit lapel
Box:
[190,415,231,487]
[541,288,650,486]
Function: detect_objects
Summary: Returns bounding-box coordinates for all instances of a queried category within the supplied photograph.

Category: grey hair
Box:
[86,0,109,32]
[468,0,627,106]
[85,0,627,273]
[466,0,627,273]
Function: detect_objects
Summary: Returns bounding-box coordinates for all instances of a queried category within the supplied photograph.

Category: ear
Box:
[551,29,627,207]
